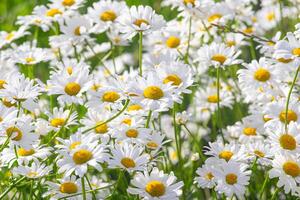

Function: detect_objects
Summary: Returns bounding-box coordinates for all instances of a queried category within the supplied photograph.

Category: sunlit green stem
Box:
[138,32,143,76]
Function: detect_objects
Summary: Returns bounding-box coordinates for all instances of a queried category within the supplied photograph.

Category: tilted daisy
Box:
[246,141,272,166]
[45,107,77,131]
[118,5,166,39]
[57,142,108,177]
[0,26,29,48]
[108,143,150,172]
[196,42,242,69]
[0,105,18,130]
[213,160,251,198]
[203,2,234,24]
[112,124,151,144]
[55,132,98,153]
[47,66,92,105]
[1,144,52,166]
[45,176,82,199]
[87,0,128,33]
[12,162,51,179]
[234,116,264,143]
[127,167,183,199]
[269,153,300,195]
[2,116,38,149]
[49,0,85,10]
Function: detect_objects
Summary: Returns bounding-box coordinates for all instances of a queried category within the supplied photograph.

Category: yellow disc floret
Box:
[143,86,164,100]
[73,149,93,164]
[279,134,297,150]
[102,91,120,102]
[225,173,238,185]
[211,54,227,64]
[100,10,117,22]
[145,180,166,197]
[279,110,298,124]
[60,182,78,194]
[121,157,136,168]
[219,150,233,161]
[254,68,270,82]
[64,82,81,96]
[163,74,182,86]
[166,36,180,48]
[283,161,300,177]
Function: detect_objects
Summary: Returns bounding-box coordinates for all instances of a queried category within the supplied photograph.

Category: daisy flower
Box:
[108,143,150,172]
[127,167,183,199]
[57,142,108,177]
[45,107,77,131]
[269,153,300,195]
[246,141,272,166]
[12,162,51,179]
[118,5,166,39]
[87,0,128,33]
[196,42,242,69]
[195,157,218,189]
[214,160,251,198]
[47,66,92,105]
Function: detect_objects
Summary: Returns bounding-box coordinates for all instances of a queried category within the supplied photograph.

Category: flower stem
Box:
[145,110,152,128]
[185,17,192,63]
[216,67,224,141]
[0,176,26,199]
[85,175,97,200]
[172,104,182,165]
[138,32,143,76]
[284,66,300,132]
[81,177,87,200]
[82,99,130,134]
[259,173,269,199]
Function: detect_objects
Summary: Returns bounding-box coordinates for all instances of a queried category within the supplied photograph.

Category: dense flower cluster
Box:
[0,0,300,199]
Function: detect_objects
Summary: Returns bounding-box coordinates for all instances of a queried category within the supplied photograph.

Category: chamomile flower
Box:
[112,125,151,144]
[195,157,217,189]
[87,0,127,33]
[196,42,242,68]
[214,160,251,198]
[48,66,92,104]
[246,141,272,166]
[108,143,150,172]
[45,107,77,131]
[12,162,51,179]
[128,167,183,199]
[269,153,300,195]
[57,143,108,177]
[118,5,166,39]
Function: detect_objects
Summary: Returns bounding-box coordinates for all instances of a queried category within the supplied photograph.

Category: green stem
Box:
[145,110,152,128]
[0,176,26,199]
[82,99,130,134]
[259,173,269,199]
[270,187,279,200]
[284,66,300,132]
[185,17,192,63]
[216,67,224,142]
[173,104,182,165]
[249,39,257,60]
[81,177,87,200]
[85,175,97,200]
[138,32,143,76]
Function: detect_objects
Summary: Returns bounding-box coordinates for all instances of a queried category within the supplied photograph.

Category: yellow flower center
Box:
[5,33,14,41]
[100,10,117,22]
[211,54,227,64]
[163,74,182,86]
[0,80,6,89]
[27,171,38,178]
[225,173,237,185]
[283,161,300,177]
[0,117,3,122]
[67,66,73,75]
[254,68,270,82]
[94,122,108,134]
[277,58,293,63]
[46,9,62,17]
[143,86,164,100]
[147,141,158,149]
[254,150,265,158]
[64,82,81,96]
[266,12,275,21]
[263,115,272,122]
[279,134,296,150]
[50,118,65,127]
[127,104,142,111]
[226,41,236,47]
[207,95,219,103]
[292,48,300,57]
[183,0,195,6]
[17,148,35,156]
[122,118,132,125]
[70,141,81,150]
[25,57,35,64]
[62,0,75,6]
[74,27,81,36]
[205,172,214,180]
[208,14,222,23]
[243,127,257,136]
[165,36,181,48]
[243,27,253,34]
[102,91,120,102]
[73,149,93,164]
[126,129,139,138]
[145,180,166,197]
[60,182,78,194]
[279,110,298,124]
[219,150,233,161]
[120,157,136,168]
[134,19,149,27]
[6,127,23,141]
[2,99,16,108]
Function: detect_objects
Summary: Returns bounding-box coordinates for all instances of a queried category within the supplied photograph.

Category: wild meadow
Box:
[0,0,300,199]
